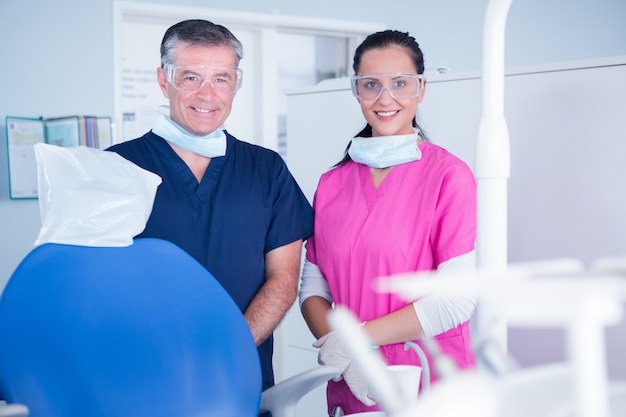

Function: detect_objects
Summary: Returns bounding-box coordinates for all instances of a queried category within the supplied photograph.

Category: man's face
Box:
[157,43,239,136]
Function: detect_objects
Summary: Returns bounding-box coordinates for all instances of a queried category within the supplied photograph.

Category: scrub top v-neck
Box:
[305,141,477,412]
[108,130,314,391]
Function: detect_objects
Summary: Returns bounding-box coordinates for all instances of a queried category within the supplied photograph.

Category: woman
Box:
[299,29,477,415]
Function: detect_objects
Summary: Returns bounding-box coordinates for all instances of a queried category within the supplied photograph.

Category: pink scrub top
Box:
[306,142,476,415]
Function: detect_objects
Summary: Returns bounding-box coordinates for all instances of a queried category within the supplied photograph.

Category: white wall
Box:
[0,0,114,289]
[2,0,625,291]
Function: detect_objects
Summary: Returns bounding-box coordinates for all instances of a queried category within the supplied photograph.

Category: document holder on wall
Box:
[6,116,45,199]
[4,115,114,199]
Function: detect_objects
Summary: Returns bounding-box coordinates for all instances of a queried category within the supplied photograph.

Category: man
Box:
[107,19,313,393]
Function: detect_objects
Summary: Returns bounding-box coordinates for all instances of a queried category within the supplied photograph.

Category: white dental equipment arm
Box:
[379,264,625,417]
[328,307,499,417]
[474,0,513,368]
[327,307,410,416]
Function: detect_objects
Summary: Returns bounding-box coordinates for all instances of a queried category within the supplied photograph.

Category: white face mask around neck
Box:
[152,106,227,158]
[348,130,422,168]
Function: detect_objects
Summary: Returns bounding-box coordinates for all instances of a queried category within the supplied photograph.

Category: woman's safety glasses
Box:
[351,73,424,101]
[164,64,243,95]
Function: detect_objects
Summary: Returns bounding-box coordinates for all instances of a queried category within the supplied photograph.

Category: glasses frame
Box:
[164,64,243,95]
[350,73,425,101]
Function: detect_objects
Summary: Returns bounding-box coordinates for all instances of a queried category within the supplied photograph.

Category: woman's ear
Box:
[417,79,427,103]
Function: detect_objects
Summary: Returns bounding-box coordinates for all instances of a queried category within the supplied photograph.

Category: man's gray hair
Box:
[160,19,243,67]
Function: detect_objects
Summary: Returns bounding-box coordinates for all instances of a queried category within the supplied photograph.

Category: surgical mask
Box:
[348,131,421,168]
[152,106,226,158]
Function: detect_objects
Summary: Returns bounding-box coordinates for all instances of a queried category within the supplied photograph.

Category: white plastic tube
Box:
[474,0,513,359]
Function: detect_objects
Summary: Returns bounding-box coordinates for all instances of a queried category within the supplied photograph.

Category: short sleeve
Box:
[430,162,477,265]
[265,157,314,253]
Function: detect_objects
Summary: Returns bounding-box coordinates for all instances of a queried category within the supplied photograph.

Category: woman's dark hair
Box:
[336,30,429,166]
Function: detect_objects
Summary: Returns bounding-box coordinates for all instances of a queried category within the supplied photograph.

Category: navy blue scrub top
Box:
[108,131,314,390]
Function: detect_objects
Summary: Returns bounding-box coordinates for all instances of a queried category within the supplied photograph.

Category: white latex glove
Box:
[312,331,350,381]
[313,331,376,406]
[343,362,376,406]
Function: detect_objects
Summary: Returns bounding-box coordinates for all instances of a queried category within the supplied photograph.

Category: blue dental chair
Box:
[0,238,339,417]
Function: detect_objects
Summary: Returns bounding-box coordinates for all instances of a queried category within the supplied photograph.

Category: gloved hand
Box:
[342,362,376,406]
[313,332,376,406]
[312,331,350,381]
